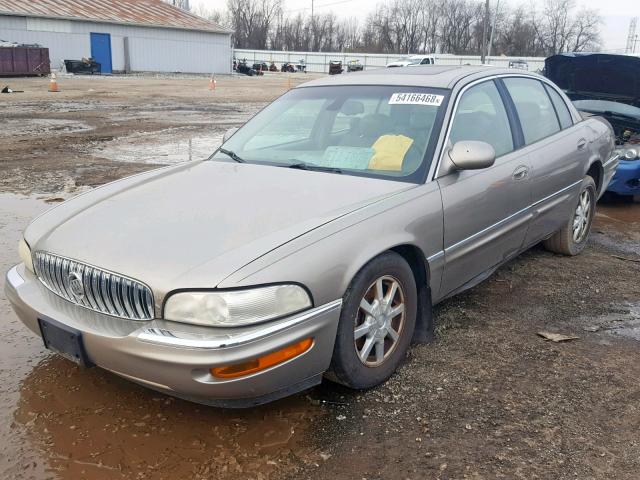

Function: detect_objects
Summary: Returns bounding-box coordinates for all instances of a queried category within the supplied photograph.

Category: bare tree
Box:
[496,6,541,56]
[570,8,602,52]
[208,0,602,56]
[162,0,191,11]
[227,0,283,49]
[419,0,441,53]
[192,4,227,26]
[439,0,482,54]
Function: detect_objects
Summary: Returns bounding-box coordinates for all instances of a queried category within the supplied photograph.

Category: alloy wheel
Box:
[354,275,406,367]
[573,189,592,242]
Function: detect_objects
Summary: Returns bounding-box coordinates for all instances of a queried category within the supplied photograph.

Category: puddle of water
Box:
[0,193,52,479]
[124,106,253,125]
[582,303,640,341]
[0,193,325,479]
[0,119,93,138]
[2,101,119,115]
[14,357,322,480]
[596,202,640,233]
[593,201,640,256]
[89,127,224,164]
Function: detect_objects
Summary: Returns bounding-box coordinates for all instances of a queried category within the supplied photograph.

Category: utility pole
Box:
[487,0,500,59]
[626,18,638,54]
[480,0,490,64]
[311,0,314,51]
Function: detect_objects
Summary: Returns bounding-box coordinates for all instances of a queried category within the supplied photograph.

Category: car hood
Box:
[26,161,414,298]
[544,53,640,107]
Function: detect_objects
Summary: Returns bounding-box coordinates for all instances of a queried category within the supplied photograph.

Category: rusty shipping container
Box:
[0,47,51,76]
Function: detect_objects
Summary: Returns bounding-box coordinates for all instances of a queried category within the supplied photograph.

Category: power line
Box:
[285,0,355,14]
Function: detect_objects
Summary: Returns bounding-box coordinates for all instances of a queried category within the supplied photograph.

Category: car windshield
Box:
[407,57,424,65]
[211,85,449,182]
[572,99,640,119]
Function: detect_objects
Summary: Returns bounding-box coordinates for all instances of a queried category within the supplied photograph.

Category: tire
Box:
[543,175,596,256]
[328,251,417,389]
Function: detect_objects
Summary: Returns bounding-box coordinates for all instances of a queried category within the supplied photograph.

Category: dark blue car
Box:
[545,53,640,197]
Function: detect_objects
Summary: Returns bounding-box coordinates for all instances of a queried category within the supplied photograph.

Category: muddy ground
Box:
[1,75,639,480]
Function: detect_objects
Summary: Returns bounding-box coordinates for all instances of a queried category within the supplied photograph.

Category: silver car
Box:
[6,66,618,407]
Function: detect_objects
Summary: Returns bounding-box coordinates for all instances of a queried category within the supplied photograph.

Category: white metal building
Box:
[0,0,232,74]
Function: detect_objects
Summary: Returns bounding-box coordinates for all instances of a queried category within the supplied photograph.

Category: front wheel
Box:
[543,175,596,255]
[327,251,417,389]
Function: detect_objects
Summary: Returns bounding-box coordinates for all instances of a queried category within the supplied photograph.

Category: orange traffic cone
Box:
[208,74,216,91]
[48,73,59,92]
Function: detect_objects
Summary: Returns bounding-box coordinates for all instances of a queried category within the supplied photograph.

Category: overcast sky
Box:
[192,0,640,53]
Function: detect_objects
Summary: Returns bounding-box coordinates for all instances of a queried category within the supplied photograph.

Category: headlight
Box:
[164,284,312,327]
[18,239,34,273]
[624,148,638,160]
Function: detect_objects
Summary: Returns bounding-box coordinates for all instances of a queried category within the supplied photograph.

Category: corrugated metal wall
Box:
[0,15,231,74]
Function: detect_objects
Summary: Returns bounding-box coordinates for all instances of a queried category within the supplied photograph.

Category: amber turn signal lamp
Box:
[211,338,313,379]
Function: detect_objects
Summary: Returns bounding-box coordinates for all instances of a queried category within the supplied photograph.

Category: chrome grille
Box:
[33,251,154,320]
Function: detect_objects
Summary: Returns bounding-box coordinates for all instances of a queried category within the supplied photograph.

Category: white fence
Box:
[234,48,546,74]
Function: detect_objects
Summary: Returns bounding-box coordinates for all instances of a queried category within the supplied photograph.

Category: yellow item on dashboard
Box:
[369,135,414,171]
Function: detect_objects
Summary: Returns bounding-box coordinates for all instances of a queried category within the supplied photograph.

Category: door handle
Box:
[513,165,529,180]
[577,138,587,150]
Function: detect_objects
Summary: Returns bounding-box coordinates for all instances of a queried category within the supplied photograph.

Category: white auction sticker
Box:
[389,92,444,106]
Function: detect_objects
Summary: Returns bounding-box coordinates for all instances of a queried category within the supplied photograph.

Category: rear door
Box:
[437,79,532,297]
[501,78,585,248]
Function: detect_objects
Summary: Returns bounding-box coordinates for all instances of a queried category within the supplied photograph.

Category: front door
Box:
[90,33,112,74]
[437,79,532,296]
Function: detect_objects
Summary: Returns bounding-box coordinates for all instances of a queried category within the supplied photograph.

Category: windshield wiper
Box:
[218,148,245,163]
[285,162,343,174]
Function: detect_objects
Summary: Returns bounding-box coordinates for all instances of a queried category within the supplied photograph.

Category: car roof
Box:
[299,65,541,90]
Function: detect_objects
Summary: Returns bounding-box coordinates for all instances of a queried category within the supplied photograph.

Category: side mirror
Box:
[223,127,239,143]
[448,141,496,170]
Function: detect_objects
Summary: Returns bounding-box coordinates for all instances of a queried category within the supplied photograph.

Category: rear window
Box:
[544,84,573,129]
[503,78,561,145]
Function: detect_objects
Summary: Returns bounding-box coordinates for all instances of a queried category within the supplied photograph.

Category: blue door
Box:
[90,33,112,74]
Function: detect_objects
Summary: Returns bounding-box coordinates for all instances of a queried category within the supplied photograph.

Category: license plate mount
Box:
[38,317,94,367]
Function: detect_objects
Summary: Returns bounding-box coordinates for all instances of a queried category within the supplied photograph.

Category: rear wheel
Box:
[543,176,596,255]
[328,252,417,389]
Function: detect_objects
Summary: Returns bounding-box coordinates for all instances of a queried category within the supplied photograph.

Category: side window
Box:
[503,78,560,145]
[450,80,514,158]
[421,58,430,65]
[544,84,573,129]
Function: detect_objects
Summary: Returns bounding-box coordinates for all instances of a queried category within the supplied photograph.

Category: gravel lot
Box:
[1,74,639,480]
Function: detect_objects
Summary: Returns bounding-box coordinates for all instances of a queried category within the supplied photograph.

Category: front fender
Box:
[218,182,444,305]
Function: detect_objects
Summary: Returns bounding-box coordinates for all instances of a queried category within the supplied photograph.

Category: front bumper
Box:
[5,264,342,407]
[606,159,640,196]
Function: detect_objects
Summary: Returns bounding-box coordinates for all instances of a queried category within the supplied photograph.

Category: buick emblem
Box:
[68,271,84,299]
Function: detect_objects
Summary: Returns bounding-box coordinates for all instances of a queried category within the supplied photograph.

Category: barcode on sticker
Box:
[389,93,444,106]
